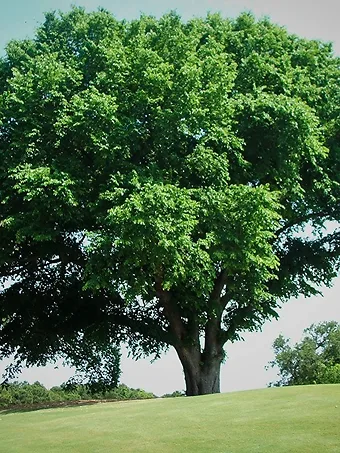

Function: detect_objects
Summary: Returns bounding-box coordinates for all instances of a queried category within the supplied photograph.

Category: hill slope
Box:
[1,385,339,452]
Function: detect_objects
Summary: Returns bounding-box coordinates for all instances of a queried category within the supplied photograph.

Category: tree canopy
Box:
[0,8,340,395]
[268,321,340,386]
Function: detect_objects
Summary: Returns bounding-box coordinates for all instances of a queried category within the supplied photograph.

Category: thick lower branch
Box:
[211,269,228,303]
[155,277,187,343]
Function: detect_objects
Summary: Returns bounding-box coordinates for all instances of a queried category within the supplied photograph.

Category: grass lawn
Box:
[1,384,339,452]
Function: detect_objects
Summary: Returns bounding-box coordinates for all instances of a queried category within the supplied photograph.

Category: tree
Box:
[1,8,340,396]
[268,321,340,386]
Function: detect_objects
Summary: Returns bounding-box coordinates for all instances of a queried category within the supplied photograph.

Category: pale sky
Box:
[0,0,339,395]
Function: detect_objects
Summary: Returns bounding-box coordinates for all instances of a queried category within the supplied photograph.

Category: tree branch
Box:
[221,305,254,344]
[154,276,187,343]
[210,269,228,304]
[276,209,332,237]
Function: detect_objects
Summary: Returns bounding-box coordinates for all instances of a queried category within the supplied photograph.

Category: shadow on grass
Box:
[0,399,118,414]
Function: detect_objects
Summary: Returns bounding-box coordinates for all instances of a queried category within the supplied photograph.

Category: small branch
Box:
[76,234,86,246]
[276,209,331,237]
[110,311,175,346]
[221,305,254,344]
[0,256,62,280]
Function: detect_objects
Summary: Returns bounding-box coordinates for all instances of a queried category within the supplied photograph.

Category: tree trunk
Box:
[175,345,222,396]
[155,275,226,396]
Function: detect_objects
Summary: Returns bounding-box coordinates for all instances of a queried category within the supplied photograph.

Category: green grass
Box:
[1,384,339,452]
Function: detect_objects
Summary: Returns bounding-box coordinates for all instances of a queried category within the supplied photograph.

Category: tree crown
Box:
[1,8,340,378]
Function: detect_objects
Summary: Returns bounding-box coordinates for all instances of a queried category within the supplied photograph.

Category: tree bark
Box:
[175,344,223,396]
[155,274,225,396]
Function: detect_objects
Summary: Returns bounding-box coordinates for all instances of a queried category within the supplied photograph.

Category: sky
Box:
[0,0,339,395]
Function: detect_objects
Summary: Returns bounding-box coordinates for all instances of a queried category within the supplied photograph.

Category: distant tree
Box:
[1,8,340,395]
[162,390,186,398]
[268,321,340,386]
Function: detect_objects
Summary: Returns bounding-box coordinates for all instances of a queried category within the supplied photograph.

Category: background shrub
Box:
[0,381,156,408]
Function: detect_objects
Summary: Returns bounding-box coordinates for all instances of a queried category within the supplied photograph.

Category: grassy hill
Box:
[1,384,339,452]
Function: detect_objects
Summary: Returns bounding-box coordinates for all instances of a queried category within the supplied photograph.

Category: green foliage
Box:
[100,383,155,401]
[319,363,340,384]
[60,343,122,392]
[0,381,58,407]
[0,381,155,408]
[268,321,340,386]
[161,390,186,398]
[0,7,340,392]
